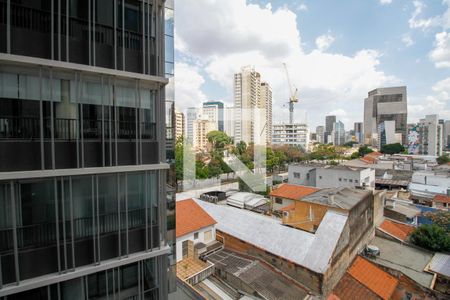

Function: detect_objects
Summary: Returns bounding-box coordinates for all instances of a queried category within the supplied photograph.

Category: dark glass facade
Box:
[0,0,171,299]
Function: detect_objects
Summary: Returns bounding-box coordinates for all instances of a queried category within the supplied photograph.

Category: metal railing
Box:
[185,262,215,286]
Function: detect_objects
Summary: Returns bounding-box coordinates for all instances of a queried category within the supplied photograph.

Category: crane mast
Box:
[283,63,298,124]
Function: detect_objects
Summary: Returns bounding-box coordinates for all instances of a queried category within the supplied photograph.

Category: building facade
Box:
[202,101,224,132]
[378,120,401,148]
[272,123,309,149]
[186,107,199,144]
[192,117,215,152]
[0,1,172,299]
[417,115,443,156]
[224,106,235,140]
[333,121,345,146]
[364,86,408,146]
[354,122,363,144]
[324,115,336,144]
[260,82,273,145]
[174,109,185,141]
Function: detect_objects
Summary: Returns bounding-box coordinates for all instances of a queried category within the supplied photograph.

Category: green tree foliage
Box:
[380,143,405,155]
[344,141,358,147]
[207,130,232,150]
[175,138,184,182]
[350,151,360,159]
[358,145,374,157]
[437,154,450,165]
[410,224,450,252]
[424,211,450,233]
[308,144,338,160]
[195,160,209,179]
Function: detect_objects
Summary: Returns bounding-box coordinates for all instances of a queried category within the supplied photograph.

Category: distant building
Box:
[364,86,408,146]
[325,115,336,144]
[192,116,216,151]
[288,163,376,189]
[223,106,235,140]
[409,170,450,205]
[316,125,325,143]
[260,82,273,145]
[175,109,185,141]
[269,183,320,211]
[186,107,200,143]
[333,121,345,146]
[202,101,224,131]
[443,120,450,150]
[272,123,309,149]
[354,122,364,144]
[378,120,401,148]
[416,114,443,156]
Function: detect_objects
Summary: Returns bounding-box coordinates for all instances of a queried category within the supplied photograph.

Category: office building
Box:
[0,1,172,299]
[333,121,345,146]
[443,120,450,150]
[260,81,273,145]
[316,126,325,144]
[174,109,185,141]
[192,117,215,152]
[324,115,336,144]
[354,122,363,144]
[202,101,224,132]
[378,120,401,148]
[417,115,443,156]
[272,123,309,149]
[364,86,408,146]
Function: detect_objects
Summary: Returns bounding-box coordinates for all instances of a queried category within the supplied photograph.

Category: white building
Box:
[174,109,185,141]
[224,106,235,140]
[192,116,215,152]
[176,199,217,263]
[378,120,402,148]
[272,123,309,149]
[316,126,325,144]
[288,164,376,189]
[364,86,408,146]
[260,82,273,145]
[443,120,450,150]
[409,170,450,204]
[186,107,200,144]
[202,101,224,132]
[417,115,443,156]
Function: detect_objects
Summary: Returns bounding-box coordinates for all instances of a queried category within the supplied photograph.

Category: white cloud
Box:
[408,77,450,121]
[175,0,397,128]
[409,0,450,30]
[174,63,208,109]
[429,31,450,68]
[401,34,414,47]
[297,3,308,11]
[379,0,392,5]
[315,34,335,52]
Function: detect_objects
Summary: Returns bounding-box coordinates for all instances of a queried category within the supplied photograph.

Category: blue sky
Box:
[174,0,450,130]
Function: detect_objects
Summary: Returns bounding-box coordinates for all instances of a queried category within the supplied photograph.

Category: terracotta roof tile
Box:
[379,220,415,242]
[348,257,398,300]
[433,194,450,204]
[176,199,216,238]
[269,184,320,201]
[333,273,381,300]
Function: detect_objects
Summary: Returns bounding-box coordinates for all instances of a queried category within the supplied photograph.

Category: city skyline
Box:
[175,0,450,129]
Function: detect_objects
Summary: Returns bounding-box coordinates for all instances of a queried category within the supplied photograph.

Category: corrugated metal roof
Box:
[429,253,450,278]
[194,199,348,274]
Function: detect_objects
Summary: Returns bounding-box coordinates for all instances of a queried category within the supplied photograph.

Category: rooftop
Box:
[375,178,410,187]
[433,194,450,203]
[176,257,211,281]
[291,162,368,171]
[385,202,421,219]
[301,187,371,210]
[269,184,320,201]
[348,256,398,300]
[428,252,450,278]
[368,236,434,288]
[333,273,380,300]
[176,199,217,238]
[195,199,348,274]
[378,220,415,242]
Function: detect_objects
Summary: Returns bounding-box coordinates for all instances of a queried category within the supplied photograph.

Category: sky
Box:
[174,0,450,131]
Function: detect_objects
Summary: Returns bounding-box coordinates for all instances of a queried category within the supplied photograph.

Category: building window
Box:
[349,179,353,183]
[306,173,310,180]
[194,232,199,240]
[319,176,322,179]
[275,198,283,204]
[293,172,301,179]
[355,180,359,183]
[339,178,342,181]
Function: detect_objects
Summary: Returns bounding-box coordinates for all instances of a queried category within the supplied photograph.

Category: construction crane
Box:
[283,63,298,124]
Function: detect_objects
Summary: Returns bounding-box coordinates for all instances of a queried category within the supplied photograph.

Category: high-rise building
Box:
[364,86,408,146]
[354,122,363,144]
[325,115,336,144]
[417,115,443,156]
[316,126,325,144]
[443,120,450,150]
[174,109,185,141]
[260,82,273,145]
[378,120,401,148]
[224,107,236,140]
[202,101,224,132]
[272,123,310,149]
[193,117,216,152]
[186,107,200,144]
[333,121,346,146]
[0,1,172,299]
[234,66,271,145]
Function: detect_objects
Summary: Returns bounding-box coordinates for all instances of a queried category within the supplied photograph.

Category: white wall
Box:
[271,197,294,211]
[175,225,216,262]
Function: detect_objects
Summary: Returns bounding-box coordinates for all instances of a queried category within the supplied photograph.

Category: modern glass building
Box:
[0,0,173,299]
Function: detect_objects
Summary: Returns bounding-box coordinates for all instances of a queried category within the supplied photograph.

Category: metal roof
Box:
[429,253,450,278]
[301,187,371,210]
[194,199,348,274]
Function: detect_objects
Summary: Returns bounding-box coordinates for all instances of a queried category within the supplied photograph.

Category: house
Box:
[383,199,421,225]
[333,256,441,300]
[288,163,375,189]
[377,220,415,243]
[409,170,450,205]
[176,199,218,263]
[432,194,450,210]
[269,183,320,211]
[427,253,450,295]
[194,198,372,296]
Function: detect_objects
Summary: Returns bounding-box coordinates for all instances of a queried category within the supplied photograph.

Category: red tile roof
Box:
[348,257,398,300]
[269,184,319,201]
[360,151,382,164]
[433,194,450,203]
[379,220,415,242]
[176,199,217,238]
[333,273,380,300]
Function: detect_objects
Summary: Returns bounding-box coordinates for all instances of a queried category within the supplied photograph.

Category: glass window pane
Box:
[0,73,19,99]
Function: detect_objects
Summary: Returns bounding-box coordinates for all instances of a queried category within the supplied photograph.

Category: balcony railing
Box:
[0,208,157,253]
[0,117,156,140]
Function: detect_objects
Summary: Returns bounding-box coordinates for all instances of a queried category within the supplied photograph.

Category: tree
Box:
[437,154,450,165]
[350,152,360,159]
[358,145,374,157]
[175,138,184,183]
[344,141,358,147]
[380,143,405,155]
[410,224,450,252]
[423,211,450,233]
[207,130,232,150]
